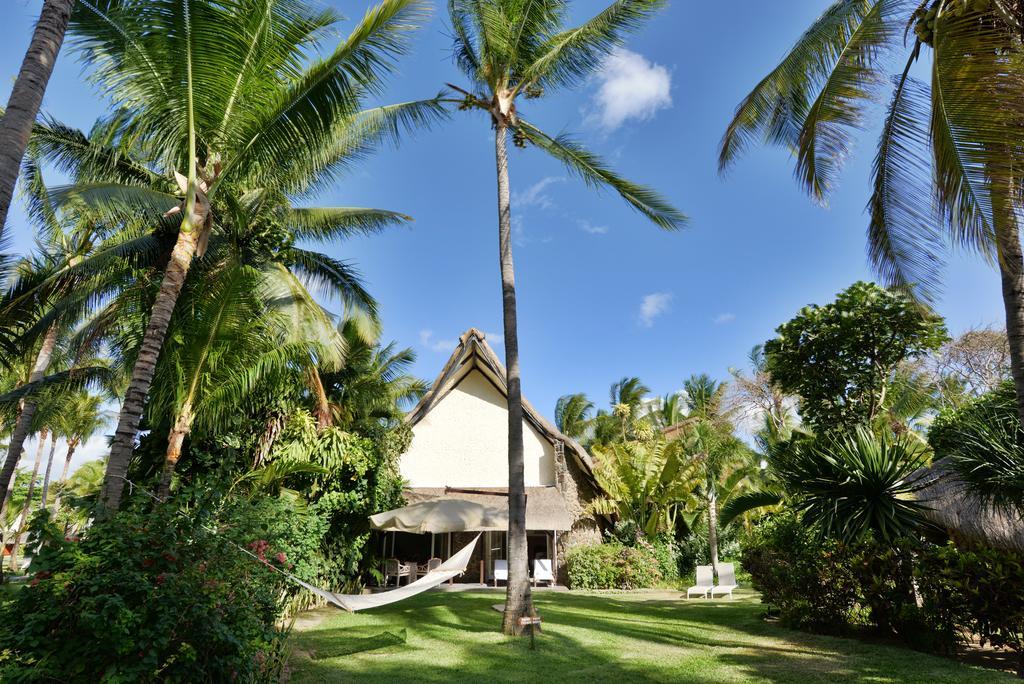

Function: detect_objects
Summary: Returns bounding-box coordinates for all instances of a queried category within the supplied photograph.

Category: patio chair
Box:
[710,563,738,599]
[417,557,442,579]
[493,559,508,587]
[687,565,713,599]
[384,558,411,587]
[533,559,555,587]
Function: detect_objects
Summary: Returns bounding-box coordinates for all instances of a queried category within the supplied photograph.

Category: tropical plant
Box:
[50,391,107,511]
[775,426,933,543]
[63,0,444,512]
[0,0,75,238]
[764,282,948,432]
[720,0,1024,426]
[588,438,700,538]
[444,0,685,633]
[929,381,1024,513]
[554,393,594,440]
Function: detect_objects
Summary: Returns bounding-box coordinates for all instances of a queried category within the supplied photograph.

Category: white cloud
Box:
[639,292,673,328]
[512,176,565,210]
[713,312,736,325]
[483,331,504,347]
[590,48,672,131]
[578,220,609,235]
[419,329,457,353]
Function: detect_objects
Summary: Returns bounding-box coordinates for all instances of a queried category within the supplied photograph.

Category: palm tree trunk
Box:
[707,484,720,577]
[0,0,74,237]
[52,438,77,512]
[157,403,193,500]
[10,430,48,570]
[0,323,59,519]
[994,199,1024,427]
[494,121,533,636]
[101,228,199,513]
[39,436,58,511]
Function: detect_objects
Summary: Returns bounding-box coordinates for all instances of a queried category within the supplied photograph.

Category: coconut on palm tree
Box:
[445,0,685,632]
[63,0,445,511]
[720,0,1024,423]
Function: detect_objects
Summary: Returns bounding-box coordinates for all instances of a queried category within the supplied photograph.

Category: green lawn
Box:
[287,589,1013,683]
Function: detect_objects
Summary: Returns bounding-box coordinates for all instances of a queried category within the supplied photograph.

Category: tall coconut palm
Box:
[445,0,685,632]
[0,0,75,239]
[65,0,444,511]
[720,0,1024,423]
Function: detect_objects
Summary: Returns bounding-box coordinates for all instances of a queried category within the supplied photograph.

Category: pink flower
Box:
[275,552,287,564]
[155,573,167,586]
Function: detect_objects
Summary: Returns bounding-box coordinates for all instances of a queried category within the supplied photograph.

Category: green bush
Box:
[0,494,314,683]
[740,512,862,632]
[916,542,1024,675]
[566,541,664,590]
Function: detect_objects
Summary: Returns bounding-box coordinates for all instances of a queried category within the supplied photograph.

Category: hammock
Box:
[291,534,480,612]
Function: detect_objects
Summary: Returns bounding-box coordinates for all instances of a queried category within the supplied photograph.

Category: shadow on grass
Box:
[288,591,1016,683]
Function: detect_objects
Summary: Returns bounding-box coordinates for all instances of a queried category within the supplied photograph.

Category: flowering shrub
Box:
[0,495,313,683]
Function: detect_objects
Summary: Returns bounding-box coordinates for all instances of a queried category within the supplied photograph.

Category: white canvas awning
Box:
[369,498,506,533]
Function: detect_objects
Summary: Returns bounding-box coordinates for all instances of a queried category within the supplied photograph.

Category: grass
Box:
[287,588,1015,683]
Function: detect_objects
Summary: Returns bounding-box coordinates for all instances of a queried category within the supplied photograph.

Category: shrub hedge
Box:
[566,541,664,590]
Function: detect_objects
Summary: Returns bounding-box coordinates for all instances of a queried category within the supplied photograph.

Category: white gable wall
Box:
[401,369,556,487]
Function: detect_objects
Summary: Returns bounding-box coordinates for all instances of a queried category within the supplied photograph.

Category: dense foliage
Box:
[764,282,948,432]
[929,381,1024,512]
[565,540,664,591]
[0,493,316,682]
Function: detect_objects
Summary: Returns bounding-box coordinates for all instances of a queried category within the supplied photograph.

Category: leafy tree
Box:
[765,281,948,432]
[445,0,684,633]
[554,393,594,441]
[65,0,444,512]
[0,0,74,239]
[720,0,1024,426]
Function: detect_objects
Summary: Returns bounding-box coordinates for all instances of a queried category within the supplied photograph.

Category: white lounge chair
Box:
[493,559,508,587]
[384,558,411,587]
[533,558,554,587]
[710,563,738,599]
[687,565,713,598]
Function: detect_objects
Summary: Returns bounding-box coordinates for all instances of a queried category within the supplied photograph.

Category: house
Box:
[391,328,602,584]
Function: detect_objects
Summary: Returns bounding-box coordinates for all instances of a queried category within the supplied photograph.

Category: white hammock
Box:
[291,534,480,612]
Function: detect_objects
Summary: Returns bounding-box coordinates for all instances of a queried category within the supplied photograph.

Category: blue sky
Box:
[0,0,1005,458]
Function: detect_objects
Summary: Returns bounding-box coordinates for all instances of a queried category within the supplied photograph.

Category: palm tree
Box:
[445,0,685,633]
[554,393,594,440]
[65,0,444,511]
[0,0,75,239]
[720,0,1024,424]
[51,391,106,511]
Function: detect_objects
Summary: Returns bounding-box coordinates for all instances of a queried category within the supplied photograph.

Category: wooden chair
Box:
[417,557,442,579]
[384,558,411,587]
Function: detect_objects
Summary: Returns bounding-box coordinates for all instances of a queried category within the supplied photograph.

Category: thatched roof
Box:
[405,487,573,531]
[915,463,1024,551]
[405,328,597,486]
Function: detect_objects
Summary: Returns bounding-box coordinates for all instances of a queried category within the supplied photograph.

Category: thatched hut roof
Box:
[914,463,1024,551]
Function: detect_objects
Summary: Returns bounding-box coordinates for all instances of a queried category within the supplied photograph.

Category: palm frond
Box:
[517,119,687,230]
[287,207,411,243]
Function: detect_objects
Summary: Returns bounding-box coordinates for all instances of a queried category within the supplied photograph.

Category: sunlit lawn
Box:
[287,589,1012,683]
